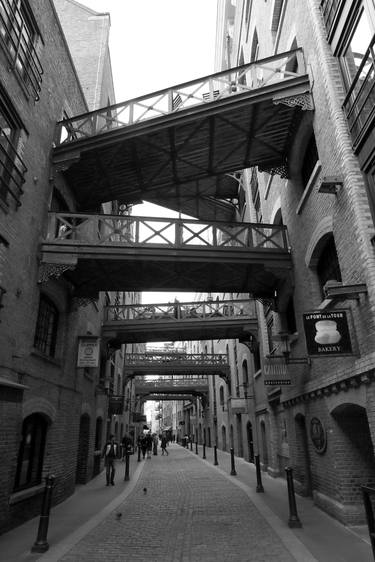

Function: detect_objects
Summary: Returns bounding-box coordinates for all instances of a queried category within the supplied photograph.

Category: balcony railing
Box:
[54,48,306,146]
[45,213,289,252]
[104,298,256,322]
[0,0,43,100]
[343,34,375,152]
[0,127,27,207]
[135,378,209,390]
[125,352,228,368]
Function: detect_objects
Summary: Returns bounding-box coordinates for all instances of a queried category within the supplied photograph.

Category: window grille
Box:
[34,294,59,357]
[0,88,27,206]
[0,0,43,100]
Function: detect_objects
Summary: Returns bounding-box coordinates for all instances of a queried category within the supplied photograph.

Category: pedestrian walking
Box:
[152,433,158,455]
[102,434,120,486]
[161,435,169,455]
[121,433,132,460]
[144,432,153,459]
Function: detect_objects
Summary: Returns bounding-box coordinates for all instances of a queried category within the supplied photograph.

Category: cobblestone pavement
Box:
[52,445,313,562]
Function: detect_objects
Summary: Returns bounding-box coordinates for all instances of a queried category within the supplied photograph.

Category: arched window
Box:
[219,385,225,406]
[242,359,249,388]
[317,235,342,297]
[14,414,47,491]
[34,294,59,357]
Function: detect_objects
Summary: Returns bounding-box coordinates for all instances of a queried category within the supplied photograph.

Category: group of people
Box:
[102,432,170,485]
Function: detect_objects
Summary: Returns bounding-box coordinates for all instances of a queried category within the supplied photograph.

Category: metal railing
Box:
[103,298,256,322]
[44,212,289,252]
[343,34,375,152]
[0,127,27,207]
[54,48,306,146]
[135,378,209,389]
[125,352,228,367]
[0,0,43,100]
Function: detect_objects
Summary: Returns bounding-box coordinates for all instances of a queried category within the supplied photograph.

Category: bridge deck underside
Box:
[40,245,291,298]
[54,78,308,218]
[103,317,257,344]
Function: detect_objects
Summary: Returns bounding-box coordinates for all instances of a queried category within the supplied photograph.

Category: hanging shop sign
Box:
[303,310,353,357]
[230,398,247,414]
[108,395,124,416]
[264,356,291,386]
[77,336,100,367]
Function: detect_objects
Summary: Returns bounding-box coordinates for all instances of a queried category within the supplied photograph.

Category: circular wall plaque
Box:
[310,417,327,453]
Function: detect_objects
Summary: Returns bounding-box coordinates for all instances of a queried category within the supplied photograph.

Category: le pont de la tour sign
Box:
[303,310,353,357]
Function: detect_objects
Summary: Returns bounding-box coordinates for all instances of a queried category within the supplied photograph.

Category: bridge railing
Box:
[45,213,289,252]
[104,298,256,322]
[125,352,228,367]
[135,377,209,389]
[54,48,306,146]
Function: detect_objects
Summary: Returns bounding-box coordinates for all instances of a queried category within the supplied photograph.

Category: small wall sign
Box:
[303,310,353,357]
[310,417,327,454]
[77,336,100,367]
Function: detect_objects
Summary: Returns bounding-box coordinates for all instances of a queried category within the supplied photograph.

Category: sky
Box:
[81,1,218,305]
[82,0,218,101]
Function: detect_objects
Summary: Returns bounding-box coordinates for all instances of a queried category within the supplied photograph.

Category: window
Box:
[339,4,374,92]
[0,88,26,206]
[14,413,47,491]
[316,235,342,297]
[286,296,297,334]
[0,0,43,100]
[301,133,319,187]
[250,168,262,222]
[219,385,225,406]
[340,3,375,151]
[34,294,59,357]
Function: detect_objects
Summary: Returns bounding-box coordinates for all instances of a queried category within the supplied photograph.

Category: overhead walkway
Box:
[102,298,258,343]
[52,48,313,220]
[124,352,229,378]
[39,213,292,299]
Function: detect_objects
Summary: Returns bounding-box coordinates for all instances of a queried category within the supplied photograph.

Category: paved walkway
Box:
[0,444,372,561]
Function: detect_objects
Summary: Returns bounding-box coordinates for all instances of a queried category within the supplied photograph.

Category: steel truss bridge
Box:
[102,298,258,343]
[39,213,291,299]
[52,48,312,222]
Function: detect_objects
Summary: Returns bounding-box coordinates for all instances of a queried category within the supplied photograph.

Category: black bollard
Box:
[190,439,193,451]
[137,445,141,462]
[230,447,237,476]
[124,452,130,481]
[31,474,56,553]
[255,455,264,493]
[214,444,218,466]
[203,443,206,459]
[195,440,198,454]
[285,467,302,527]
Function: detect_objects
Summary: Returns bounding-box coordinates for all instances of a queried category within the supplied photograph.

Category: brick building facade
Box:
[0,0,137,535]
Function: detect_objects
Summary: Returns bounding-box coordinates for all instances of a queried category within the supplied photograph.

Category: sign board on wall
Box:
[77,337,100,367]
[303,310,353,357]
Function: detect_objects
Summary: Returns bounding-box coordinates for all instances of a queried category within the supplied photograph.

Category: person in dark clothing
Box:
[161,435,169,455]
[138,434,147,459]
[121,434,132,460]
[144,432,153,459]
[102,434,120,486]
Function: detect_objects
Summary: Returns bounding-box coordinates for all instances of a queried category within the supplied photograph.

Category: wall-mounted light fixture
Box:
[272,331,311,365]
